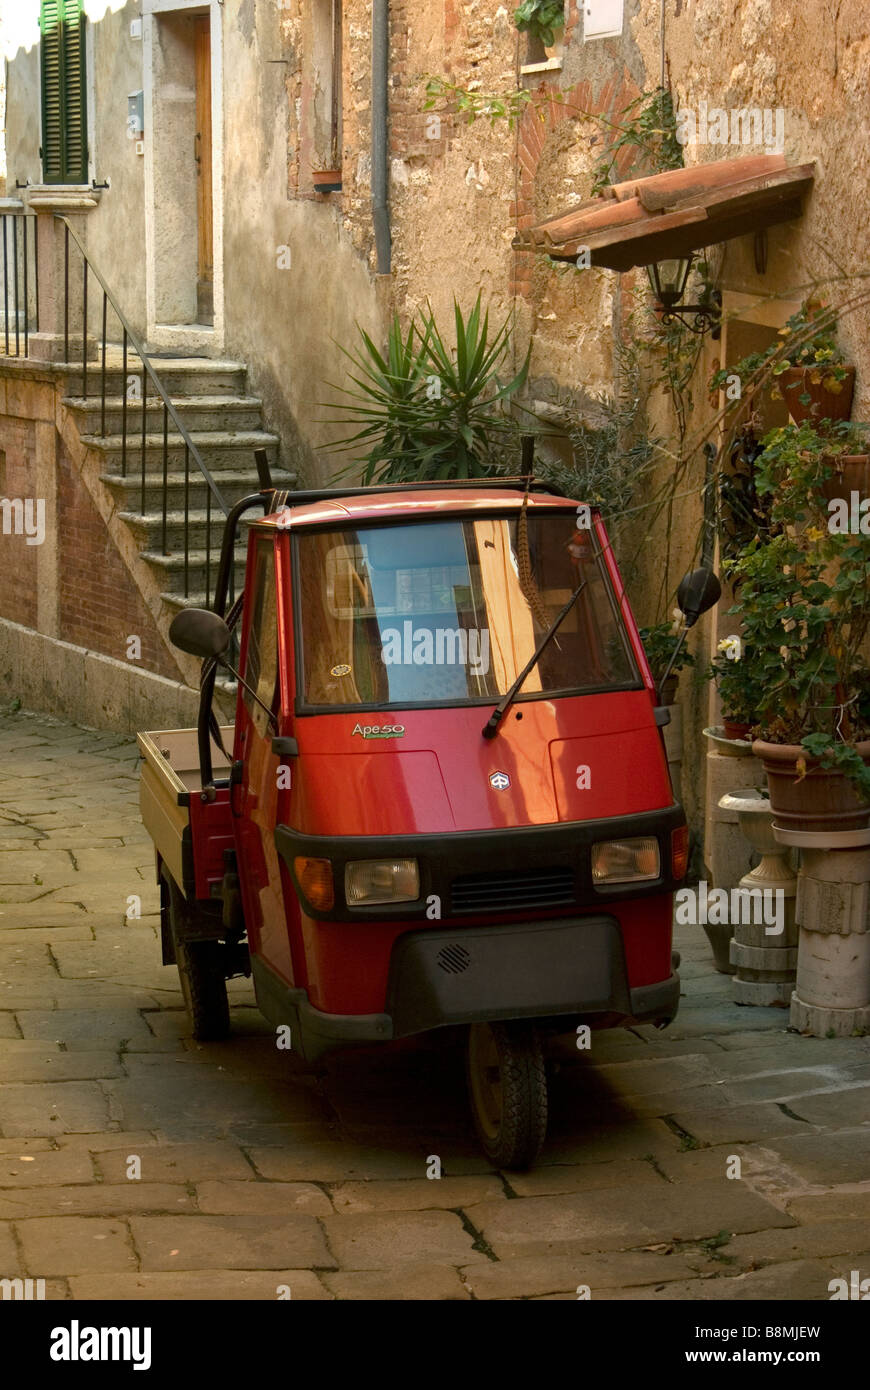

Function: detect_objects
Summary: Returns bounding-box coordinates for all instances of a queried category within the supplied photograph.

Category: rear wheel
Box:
[162,869,230,1041]
[466,1021,547,1169]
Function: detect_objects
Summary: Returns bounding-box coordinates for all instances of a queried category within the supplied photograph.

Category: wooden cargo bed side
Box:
[137,728,233,898]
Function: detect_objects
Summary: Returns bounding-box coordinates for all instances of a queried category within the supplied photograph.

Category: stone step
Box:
[83,428,280,475]
[66,395,264,435]
[120,509,262,552]
[101,467,294,513]
[143,548,249,600]
[65,359,249,399]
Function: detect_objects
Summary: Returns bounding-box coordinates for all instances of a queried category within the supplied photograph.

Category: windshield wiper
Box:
[482,578,588,740]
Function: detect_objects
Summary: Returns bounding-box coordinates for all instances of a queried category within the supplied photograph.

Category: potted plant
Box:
[769,300,855,427]
[710,299,855,428]
[705,633,765,740]
[514,0,565,57]
[639,617,695,705]
[726,427,870,832]
[312,139,342,193]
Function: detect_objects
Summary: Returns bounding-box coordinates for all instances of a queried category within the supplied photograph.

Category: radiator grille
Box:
[450,867,575,915]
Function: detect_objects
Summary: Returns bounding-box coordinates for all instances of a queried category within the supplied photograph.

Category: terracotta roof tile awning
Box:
[515,155,815,271]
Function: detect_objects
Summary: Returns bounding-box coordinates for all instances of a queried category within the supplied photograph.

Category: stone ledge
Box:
[0,618,232,734]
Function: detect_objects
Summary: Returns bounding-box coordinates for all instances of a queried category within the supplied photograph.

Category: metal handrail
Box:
[57,215,228,518]
[57,214,240,609]
[0,211,38,357]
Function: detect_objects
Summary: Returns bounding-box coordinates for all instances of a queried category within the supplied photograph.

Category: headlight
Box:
[591,837,660,886]
[345,858,420,906]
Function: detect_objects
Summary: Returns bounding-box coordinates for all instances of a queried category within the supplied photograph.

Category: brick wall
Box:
[0,416,38,629]
[56,438,178,680]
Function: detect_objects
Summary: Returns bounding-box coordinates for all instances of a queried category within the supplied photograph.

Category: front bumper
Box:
[275,802,687,923]
[251,913,680,1061]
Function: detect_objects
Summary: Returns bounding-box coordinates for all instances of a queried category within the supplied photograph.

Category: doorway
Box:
[146,3,223,349]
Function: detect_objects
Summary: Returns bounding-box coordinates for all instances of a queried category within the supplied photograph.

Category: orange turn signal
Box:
[294,856,334,912]
[671,825,689,880]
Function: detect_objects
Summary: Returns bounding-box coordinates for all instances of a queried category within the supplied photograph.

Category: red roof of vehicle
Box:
[256,486,583,528]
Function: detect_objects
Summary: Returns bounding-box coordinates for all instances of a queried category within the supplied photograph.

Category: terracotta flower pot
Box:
[776,365,855,426]
[821,453,870,506]
[312,168,342,193]
[723,718,752,741]
[752,738,870,833]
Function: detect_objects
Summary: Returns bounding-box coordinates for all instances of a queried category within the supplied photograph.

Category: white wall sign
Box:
[584,0,624,41]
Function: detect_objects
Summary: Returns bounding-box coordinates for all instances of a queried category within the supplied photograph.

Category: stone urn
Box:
[718,788,797,1004]
[702,730,765,965]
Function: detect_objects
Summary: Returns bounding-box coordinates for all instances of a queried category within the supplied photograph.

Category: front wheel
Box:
[466,1021,548,1169]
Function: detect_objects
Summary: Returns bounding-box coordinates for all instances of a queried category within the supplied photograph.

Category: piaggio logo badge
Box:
[351,723,406,740]
[490,771,511,791]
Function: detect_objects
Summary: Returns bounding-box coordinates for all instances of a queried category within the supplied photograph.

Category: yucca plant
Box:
[322,295,530,483]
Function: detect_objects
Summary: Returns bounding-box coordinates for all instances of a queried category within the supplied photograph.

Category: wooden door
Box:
[194,16,213,325]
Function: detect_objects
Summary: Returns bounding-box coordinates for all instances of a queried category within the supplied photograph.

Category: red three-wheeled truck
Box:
[139,465,719,1167]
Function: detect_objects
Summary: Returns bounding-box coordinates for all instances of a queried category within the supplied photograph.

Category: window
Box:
[296,513,639,709]
[242,539,280,735]
[39,0,88,185]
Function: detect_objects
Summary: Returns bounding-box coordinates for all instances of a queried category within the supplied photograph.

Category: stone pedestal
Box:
[774,826,870,1036]
[703,737,765,888]
[720,789,797,1005]
[24,187,100,363]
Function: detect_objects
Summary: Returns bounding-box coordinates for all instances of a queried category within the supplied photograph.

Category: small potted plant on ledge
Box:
[768,299,855,427]
[726,429,870,833]
[514,0,565,58]
[312,139,342,194]
[705,633,764,741]
[711,298,855,428]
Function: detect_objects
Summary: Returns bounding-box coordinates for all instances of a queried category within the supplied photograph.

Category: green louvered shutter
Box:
[40,0,88,184]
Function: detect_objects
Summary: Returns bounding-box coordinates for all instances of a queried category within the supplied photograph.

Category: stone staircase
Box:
[62,355,295,612]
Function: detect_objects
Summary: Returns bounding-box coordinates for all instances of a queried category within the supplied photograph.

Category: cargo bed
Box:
[138,727,234,901]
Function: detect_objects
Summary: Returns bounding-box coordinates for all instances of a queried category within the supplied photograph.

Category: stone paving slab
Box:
[194,1180,333,1217]
[0,1183,195,1219]
[130,1214,332,1271]
[605,1258,837,1300]
[15,1008,156,1043]
[68,1270,333,1300]
[0,1147,95,1187]
[322,1210,487,1270]
[0,1048,122,1083]
[459,1248,715,1299]
[322,1263,469,1300]
[16,1216,138,1275]
[329,1175,505,1212]
[0,1219,21,1275]
[95,1142,256,1184]
[0,1081,114,1135]
[760,1128,870,1185]
[723,1220,870,1270]
[463,1181,795,1259]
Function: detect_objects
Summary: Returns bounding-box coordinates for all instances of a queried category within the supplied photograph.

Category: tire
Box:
[161,869,230,1041]
[466,1020,548,1169]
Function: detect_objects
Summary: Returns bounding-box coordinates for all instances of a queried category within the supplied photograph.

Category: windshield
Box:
[295,512,639,708]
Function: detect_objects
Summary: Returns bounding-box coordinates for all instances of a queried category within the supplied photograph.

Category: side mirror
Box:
[169,608,231,660]
[676,567,721,628]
